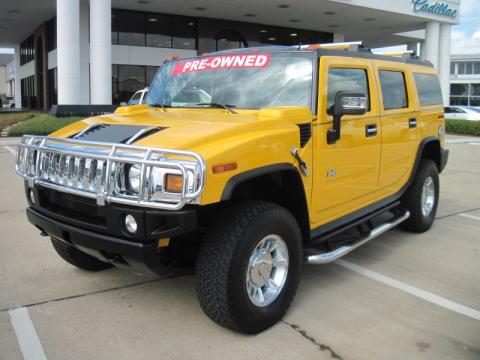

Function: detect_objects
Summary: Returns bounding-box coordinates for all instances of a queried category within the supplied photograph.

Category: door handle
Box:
[409,118,417,129]
[365,124,377,137]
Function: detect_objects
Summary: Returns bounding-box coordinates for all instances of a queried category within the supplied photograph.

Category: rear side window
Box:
[379,70,408,110]
[327,68,370,113]
[414,73,443,106]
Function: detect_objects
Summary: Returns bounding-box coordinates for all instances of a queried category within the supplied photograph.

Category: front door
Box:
[311,56,382,226]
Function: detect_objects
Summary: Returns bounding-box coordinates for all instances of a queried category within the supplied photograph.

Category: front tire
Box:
[51,238,113,271]
[400,159,439,233]
[196,201,302,334]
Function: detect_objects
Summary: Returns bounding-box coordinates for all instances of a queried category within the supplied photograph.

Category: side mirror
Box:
[327,91,368,144]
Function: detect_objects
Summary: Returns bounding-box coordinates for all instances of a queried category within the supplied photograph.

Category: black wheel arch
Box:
[413,136,447,177]
[221,163,310,242]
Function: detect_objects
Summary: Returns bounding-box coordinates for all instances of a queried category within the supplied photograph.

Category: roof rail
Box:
[297,41,363,51]
[373,50,415,57]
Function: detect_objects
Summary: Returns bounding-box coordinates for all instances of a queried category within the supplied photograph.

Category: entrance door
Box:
[311,56,382,226]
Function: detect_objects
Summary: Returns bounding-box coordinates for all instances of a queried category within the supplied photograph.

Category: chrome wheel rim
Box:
[421,176,435,217]
[246,234,289,307]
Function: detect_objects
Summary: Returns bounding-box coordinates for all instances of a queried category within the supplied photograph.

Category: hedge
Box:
[446,119,480,137]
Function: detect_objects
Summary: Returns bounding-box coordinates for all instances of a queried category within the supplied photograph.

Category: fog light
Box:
[28,189,35,205]
[124,214,138,234]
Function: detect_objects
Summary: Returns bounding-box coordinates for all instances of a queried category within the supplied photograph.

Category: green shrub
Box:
[446,119,480,136]
[7,114,83,136]
[0,112,35,130]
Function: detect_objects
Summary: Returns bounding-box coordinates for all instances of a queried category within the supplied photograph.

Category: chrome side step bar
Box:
[304,210,410,264]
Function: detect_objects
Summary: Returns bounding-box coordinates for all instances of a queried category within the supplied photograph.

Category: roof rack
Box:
[373,50,414,57]
[297,41,363,51]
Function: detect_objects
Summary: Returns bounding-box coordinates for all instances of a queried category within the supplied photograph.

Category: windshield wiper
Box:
[196,102,238,114]
[150,103,171,112]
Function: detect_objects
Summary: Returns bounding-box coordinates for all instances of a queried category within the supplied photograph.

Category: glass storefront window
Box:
[474,63,480,75]
[146,13,171,48]
[470,84,480,96]
[172,16,196,50]
[450,63,456,74]
[112,64,158,104]
[146,66,159,85]
[449,97,469,106]
[470,97,480,106]
[450,83,469,96]
[215,30,245,51]
[118,65,146,103]
[118,10,145,46]
[112,10,119,45]
[466,62,473,74]
[259,26,278,45]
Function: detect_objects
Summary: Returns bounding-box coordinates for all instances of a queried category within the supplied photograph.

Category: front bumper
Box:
[26,186,199,275]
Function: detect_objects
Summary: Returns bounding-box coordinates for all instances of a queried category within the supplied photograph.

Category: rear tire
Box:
[400,159,439,233]
[51,238,113,271]
[196,201,302,334]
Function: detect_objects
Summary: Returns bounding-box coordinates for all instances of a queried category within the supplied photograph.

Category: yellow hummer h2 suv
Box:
[16,44,448,334]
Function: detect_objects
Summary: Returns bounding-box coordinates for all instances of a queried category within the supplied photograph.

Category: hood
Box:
[50,105,314,152]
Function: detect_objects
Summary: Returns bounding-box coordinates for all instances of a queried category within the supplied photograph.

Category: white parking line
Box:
[458,213,480,221]
[8,307,47,360]
[336,259,480,321]
[3,145,17,156]
[446,139,480,144]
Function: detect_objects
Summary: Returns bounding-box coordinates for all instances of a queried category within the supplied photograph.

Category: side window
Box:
[444,107,453,113]
[327,68,370,114]
[414,73,443,106]
[379,70,408,110]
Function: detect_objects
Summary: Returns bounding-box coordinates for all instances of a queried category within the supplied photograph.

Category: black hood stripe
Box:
[73,124,165,144]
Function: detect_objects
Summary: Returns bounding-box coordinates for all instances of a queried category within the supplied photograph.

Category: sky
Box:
[452,0,480,54]
[0,1,479,56]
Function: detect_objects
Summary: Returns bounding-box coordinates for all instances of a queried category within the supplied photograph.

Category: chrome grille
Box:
[16,135,206,210]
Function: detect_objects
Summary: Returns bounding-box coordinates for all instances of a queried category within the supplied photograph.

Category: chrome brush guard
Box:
[15,135,206,210]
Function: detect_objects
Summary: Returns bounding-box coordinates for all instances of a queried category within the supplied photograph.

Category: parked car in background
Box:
[444,106,480,121]
[127,88,149,106]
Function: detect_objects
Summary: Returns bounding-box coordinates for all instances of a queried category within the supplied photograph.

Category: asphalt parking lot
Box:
[0,135,479,360]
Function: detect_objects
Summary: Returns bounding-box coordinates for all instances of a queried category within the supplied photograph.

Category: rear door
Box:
[374,63,420,193]
[311,56,382,226]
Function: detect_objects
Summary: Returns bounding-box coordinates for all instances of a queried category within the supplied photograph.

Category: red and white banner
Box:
[171,54,271,76]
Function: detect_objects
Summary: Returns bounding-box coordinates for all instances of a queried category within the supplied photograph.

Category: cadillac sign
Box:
[412,0,458,18]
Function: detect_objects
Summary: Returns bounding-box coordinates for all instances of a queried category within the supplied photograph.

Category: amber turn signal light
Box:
[164,174,183,193]
[212,162,238,174]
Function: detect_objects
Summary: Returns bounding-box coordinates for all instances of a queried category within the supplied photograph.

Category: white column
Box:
[90,0,112,104]
[57,0,80,105]
[424,22,440,68]
[79,1,90,105]
[407,42,419,55]
[438,24,452,105]
[419,41,426,61]
[13,44,22,108]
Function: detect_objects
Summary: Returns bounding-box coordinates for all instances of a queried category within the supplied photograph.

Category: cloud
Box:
[451,29,480,54]
[460,0,480,16]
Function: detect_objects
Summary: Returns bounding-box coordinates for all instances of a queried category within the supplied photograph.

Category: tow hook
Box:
[291,147,309,176]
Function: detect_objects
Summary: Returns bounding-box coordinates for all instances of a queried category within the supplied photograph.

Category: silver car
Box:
[444,106,480,121]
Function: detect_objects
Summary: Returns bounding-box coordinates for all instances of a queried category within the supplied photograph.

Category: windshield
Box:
[146,52,314,109]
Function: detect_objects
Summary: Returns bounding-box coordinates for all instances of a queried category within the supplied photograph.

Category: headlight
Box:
[127,164,142,193]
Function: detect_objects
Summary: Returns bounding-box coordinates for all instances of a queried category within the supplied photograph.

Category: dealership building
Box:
[0,0,460,112]
[449,53,480,106]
